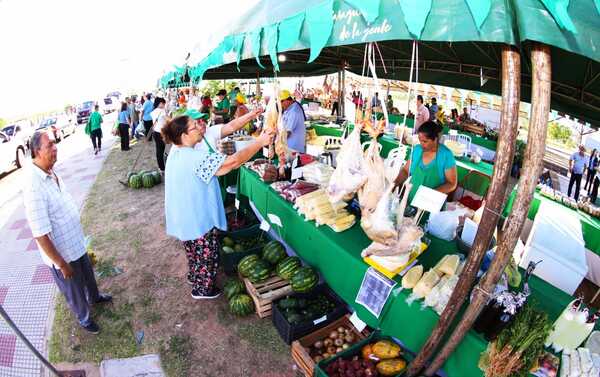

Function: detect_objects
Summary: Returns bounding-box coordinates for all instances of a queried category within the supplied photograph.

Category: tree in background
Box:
[547,121,573,145]
[199,80,239,98]
[0,118,6,129]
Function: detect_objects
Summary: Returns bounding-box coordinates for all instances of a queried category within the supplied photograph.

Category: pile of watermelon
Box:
[237,240,319,293]
[224,278,254,316]
[127,170,161,189]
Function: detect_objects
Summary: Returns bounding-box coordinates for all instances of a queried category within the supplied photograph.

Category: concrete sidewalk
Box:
[0,126,116,377]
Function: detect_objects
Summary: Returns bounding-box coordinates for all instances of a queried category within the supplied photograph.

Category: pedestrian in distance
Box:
[23,131,112,334]
[585,148,599,193]
[150,97,168,172]
[128,96,139,139]
[85,104,103,155]
[141,93,154,139]
[118,102,131,151]
[568,144,588,201]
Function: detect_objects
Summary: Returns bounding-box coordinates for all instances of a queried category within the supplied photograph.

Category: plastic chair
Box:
[454,170,492,207]
[384,147,407,183]
[457,134,472,153]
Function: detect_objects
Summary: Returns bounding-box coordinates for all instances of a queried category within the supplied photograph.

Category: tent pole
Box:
[256,71,260,99]
[406,45,522,376]
[423,43,551,376]
[341,68,346,118]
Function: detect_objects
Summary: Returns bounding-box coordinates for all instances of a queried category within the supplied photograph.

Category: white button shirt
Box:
[23,163,86,268]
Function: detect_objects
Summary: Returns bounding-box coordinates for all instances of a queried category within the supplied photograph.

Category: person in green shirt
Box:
[214,89,230,123]
[85,105,103,155]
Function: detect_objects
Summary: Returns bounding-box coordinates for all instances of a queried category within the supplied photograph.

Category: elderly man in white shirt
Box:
[23,131,111,334]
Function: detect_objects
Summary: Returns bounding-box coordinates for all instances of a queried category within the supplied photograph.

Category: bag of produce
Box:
[326,124,367,203]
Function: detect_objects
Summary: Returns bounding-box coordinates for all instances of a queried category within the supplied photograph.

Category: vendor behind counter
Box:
[394,121,458,201]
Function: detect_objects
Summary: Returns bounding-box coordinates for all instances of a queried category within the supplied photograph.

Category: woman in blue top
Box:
[117,102,131,151]
[162,109,272,299]
[394,121,458,202]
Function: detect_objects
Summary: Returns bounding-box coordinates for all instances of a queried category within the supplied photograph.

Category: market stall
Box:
[237,165,575,376]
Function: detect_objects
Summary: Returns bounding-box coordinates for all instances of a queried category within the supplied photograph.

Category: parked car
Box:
[37,115,76,142]
[0,130,27,174]
[101,97,119,114]
[76,101,95,124]
[2,120,34,149]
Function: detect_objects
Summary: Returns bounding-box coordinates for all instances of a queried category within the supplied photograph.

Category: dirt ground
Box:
[48,139,299,377]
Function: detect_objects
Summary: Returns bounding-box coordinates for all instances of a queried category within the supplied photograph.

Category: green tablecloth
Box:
[504,188,600,255]
[238,166,574,377]
[310,124,494,196]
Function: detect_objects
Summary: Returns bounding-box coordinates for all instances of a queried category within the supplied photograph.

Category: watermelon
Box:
[151,171,162,185]
[262,240,287,265]
[229,294,254,316]
[138,170,148,176]
[142,173,155,188]
[128,174,142,189]
[126,172,135,181]
[238,254,260,277]
[224,279,245,300]
[248,260,271,283]
[276,256,302,280]
[290,266,319,293]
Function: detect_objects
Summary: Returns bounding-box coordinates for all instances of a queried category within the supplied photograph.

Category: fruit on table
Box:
[372,340,402,360]
[376,358,407,376]
[262,240,287,265]
[229,293,254,316]
[290,266,319,293]
[128,174,142,189]
[433,254,459,276]
[224,278,245,300]
[238,254,260,277]
[412,269,441,299]
[276,256,302,280]
[325,355,379,377]
[142,173,155,188]
[248,259,271,283]
[401,265,423,289]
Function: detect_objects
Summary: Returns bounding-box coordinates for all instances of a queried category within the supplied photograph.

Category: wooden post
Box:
[423,43,551,376]
[407,45,522,376]
[341,69,346,117]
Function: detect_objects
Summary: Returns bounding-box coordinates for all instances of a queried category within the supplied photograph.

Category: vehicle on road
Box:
[37,114,76,142]
[76,101,95,124]
[102,97,119,114]
[0,129,27,174]
[2,119,35,149]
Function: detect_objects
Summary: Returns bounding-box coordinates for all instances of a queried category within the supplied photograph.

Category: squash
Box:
[372,340,402,360]
[401,265,423,289]
[361,344,379,361]
[376,358,407,376]
[413,270,441,299]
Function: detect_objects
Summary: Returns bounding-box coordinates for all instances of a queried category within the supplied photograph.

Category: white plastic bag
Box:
[426,209,468,241]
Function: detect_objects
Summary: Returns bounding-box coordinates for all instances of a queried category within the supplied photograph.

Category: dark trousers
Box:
[592,177,600,204]
[119,123,130,150]
[153,131,165,171]
[130,121,138,138]
[50,254,99,326]
[331,101,339,116]
[568,172,583,201]
[143,120,153,138]
[90,128,102,150]
[585,168,596,191]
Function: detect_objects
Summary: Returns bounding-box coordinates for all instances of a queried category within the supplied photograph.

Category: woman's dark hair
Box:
[120,102,128,112]
[418,121,443,141]
[162,115,190,145]
[592,148,597,157]
[153,97,166,110]
[217,89,227,96]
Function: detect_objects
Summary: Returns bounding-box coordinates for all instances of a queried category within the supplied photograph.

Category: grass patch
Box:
[49,297,138,364]
[159,335,193,377]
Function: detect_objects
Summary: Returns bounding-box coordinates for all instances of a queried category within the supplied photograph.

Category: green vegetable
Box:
[222,246,235,254]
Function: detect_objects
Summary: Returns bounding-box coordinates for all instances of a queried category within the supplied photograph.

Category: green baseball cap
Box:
[185,109,209,120]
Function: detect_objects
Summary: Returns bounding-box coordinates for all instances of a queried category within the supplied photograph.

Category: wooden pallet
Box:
[291,315,370,377]
[242,274,293,318]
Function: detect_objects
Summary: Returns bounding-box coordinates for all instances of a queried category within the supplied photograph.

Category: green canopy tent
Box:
[162,0,600,126]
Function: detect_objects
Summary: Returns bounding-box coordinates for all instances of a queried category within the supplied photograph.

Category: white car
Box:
[0,130,27,174]
[37,114,77,142]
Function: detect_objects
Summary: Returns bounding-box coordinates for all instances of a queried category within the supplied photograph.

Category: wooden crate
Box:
[291,314,369,377]
[463,122,486,136]
[242,274,293,318]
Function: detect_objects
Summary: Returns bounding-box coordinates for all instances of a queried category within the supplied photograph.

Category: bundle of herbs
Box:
[479,302,554,377]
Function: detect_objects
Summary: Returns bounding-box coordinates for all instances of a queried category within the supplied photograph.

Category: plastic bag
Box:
[425,209,468,241]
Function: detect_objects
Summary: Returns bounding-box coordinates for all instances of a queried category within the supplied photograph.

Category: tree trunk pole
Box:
[424,43,552,376]
[406,45,522,377]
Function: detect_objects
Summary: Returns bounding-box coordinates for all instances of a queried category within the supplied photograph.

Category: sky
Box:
[0,0,258,120]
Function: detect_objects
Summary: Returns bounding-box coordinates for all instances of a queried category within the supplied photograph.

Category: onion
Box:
[342,343,350,350]
[314,340,324,349]
[337,326,346,333]
[344,334,355,343]
[327,346,337,355]
[322,352,330,359]
[334,338,344,347]
[329,331,339,339]
[336,347,343,353]
[324,339,333,347]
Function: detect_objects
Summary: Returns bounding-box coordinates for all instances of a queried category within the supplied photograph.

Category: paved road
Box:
[0,115,117,377]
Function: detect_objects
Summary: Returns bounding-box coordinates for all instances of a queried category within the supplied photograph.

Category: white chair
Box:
[457,134,472,154]
[384,146,407,183]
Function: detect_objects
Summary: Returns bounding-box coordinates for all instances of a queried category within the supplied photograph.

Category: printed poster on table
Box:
[355,267,396,318]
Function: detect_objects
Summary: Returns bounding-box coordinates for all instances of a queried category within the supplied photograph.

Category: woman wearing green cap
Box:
[162,113,274,299]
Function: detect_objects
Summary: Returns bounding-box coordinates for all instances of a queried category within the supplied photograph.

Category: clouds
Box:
[0,0,257,119]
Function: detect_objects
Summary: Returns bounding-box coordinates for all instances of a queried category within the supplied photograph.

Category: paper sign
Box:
[234,198,240,210]
[291,168,303,180]
[410,186,447,214]
[449,129,458,136]
[461,218,478,247]
[267,213,282,227]
[259,219,271,232]
[349,311,367,333]
[313,315,327,325]
[355,267,396,318]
